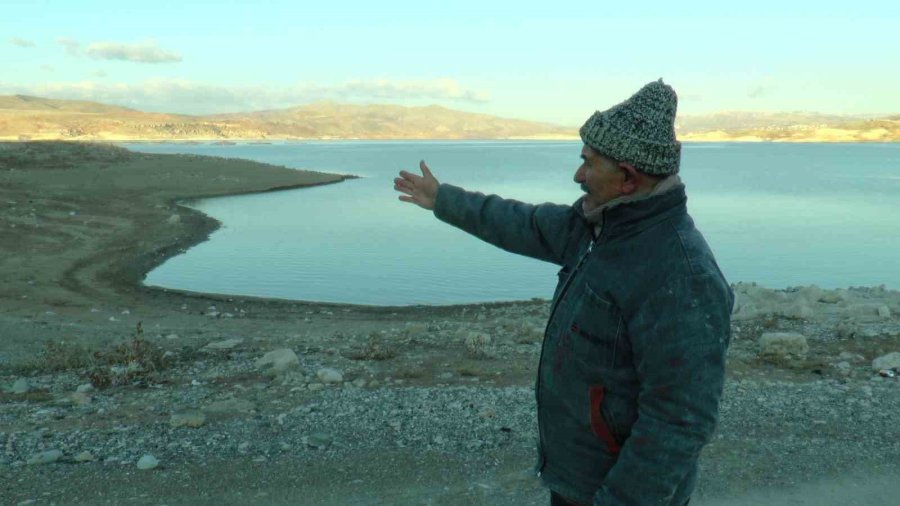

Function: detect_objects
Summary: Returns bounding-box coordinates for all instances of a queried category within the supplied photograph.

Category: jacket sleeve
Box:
[432,183,579,266]
[593,273,734,506]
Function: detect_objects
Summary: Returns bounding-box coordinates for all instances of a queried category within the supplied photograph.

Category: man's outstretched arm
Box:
[394,161,580,266]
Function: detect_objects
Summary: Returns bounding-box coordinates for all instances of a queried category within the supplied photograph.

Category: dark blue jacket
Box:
[434,183,733,506]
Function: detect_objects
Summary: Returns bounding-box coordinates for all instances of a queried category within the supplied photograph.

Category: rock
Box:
[758,332,809,358]
[136,454,159,470]
[10,378,29,394]
[834,321,859,339]
[73,451,94,462]
[76,383,94,393]
[306,432,332,449]
[872,352,900,371]
[26,449,62,465]
[779,303,815,320]
[70,392,92,405]
[316,368,343,383]
[877,305,891,319]
[818,291,846,304]
[170,410,207,428]
[167,214,181,225]
[307,383,325,391]
[835,361,852,376]
[838,351,865,362]
[166,333,179,340]
[202,338,244,351]
[352,378,366,388]
[203,398,255,413]
[255,348,299,373]
[843,304,884,318]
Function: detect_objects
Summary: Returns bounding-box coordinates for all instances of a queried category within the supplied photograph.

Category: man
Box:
[393,80,733,506]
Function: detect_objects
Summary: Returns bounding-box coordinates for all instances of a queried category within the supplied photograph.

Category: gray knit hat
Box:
[579,79,681,176]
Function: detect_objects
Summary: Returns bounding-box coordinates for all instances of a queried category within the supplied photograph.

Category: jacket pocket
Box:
[589,385,621,455]
[570,283,623,369]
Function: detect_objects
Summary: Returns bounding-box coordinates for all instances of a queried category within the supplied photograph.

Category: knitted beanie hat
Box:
[579,79,681,176]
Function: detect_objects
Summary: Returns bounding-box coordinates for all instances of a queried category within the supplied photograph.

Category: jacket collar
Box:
[574,175,687,238]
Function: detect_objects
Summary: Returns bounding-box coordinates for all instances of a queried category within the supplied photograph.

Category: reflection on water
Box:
[125,142,900,305]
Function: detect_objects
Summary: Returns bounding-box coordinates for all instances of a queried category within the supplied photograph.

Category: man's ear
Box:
[618,162,640,195]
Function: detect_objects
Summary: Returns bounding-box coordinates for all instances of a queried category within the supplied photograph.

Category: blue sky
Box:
[2,0,899,124]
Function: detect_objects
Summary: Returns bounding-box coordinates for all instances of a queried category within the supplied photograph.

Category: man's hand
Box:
[394,160,439,211]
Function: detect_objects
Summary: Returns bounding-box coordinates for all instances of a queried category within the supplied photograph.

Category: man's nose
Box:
[574,165,585,183]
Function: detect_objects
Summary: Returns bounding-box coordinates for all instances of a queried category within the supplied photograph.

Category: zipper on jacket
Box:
[535,215,604,477]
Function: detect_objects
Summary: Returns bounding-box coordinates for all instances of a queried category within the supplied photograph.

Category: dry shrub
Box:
[463,332,495,359]
[344,332,397,361]
[34,322,171,388]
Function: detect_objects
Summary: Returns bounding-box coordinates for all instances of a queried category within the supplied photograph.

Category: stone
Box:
[835,361,852,376]
[316,368,343,383]
[779,303,814,320]
[352,378,366,388]
[758,332,809,358]
[255,348,299,373]
[202,338,244,351]
[26,449,62,465]
[872,352,900,371]
[170,410,207,428]
[838,351,865,362]
[203,398,255,413]
[818,291,846,304]
[76,383,94,393]
[11,378,29,394]
[306,432,332,449]
[307,383,325,391]
[136,454,159,470]
[73,451,94,462]
[165,333,179,340]
[167,214,181,225]
[877,305,891,319]
[70,392,92,405]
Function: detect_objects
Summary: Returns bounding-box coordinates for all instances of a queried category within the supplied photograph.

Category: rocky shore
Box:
[1,142,898,505]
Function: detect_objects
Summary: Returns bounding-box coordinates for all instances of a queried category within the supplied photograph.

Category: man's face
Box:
[574,145,625,212]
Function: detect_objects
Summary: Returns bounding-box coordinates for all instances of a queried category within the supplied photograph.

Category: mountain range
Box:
[1,95,897,142]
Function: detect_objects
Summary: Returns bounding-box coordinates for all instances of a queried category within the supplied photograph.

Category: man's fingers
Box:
[398,170,422,184]
[419,160,434,179]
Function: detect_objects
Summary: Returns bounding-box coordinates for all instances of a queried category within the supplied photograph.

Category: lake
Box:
[123,141,900,306]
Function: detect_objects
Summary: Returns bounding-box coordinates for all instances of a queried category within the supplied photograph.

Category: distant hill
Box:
[0,96,574,141]
[676,111,900,142]
[1,95,897,142]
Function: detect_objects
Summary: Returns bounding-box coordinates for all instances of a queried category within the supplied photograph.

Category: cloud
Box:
[57,37,81,56]
[85,41,182,64]
[91,70,108,78]
[40,64,55,72]
[0,78,490,114]
[10,37,36,48]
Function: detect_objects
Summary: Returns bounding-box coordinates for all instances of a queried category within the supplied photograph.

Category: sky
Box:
[2,0,899,125]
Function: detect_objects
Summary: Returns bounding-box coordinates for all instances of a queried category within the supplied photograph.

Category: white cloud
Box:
[9,37,36,48]
[40,64,55,72]
[0,78,490,114]
[84,41,182,64]
[57,37,81,56]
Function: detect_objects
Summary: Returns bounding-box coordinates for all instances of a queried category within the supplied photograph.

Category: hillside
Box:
[677,111,900,142]
[2,95,897,142]
[0,96,573,141]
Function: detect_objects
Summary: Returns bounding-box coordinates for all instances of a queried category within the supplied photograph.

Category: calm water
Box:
[123,141,900,305]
